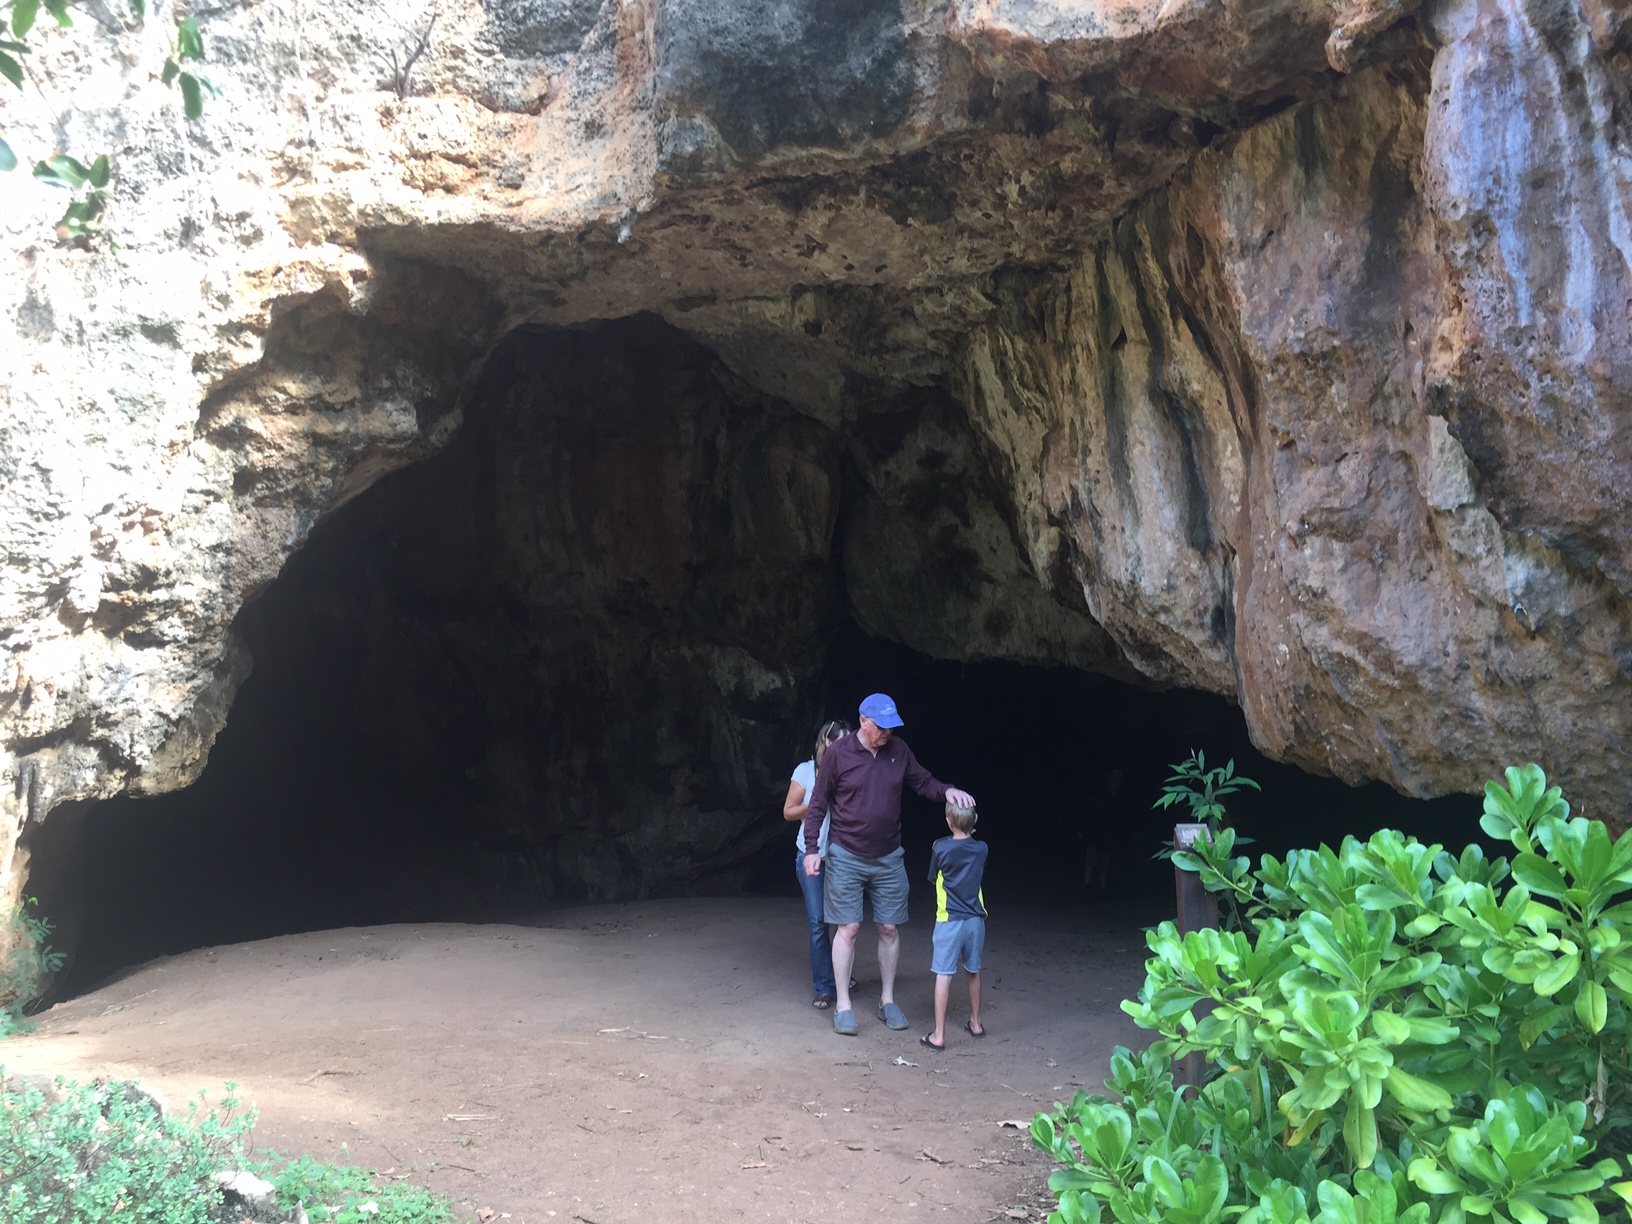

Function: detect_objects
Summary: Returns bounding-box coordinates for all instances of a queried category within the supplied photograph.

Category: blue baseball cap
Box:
[859,693,904,728]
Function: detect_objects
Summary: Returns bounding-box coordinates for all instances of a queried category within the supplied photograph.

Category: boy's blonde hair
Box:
[945,802,977,833]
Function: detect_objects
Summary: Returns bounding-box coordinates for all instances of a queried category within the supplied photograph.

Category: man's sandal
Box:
[964,1019,987,1039]
[833,1009,858,1036]
[813,994,835,1010]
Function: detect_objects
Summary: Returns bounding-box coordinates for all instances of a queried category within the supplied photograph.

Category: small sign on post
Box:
[1173,822,1218,1092]
[1173,822,1219,936]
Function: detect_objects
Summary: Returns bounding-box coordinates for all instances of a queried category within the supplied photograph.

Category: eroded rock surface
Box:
[4,0,1631,915]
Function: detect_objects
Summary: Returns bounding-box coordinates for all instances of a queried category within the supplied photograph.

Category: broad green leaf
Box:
[1191,1155,1230,1219]
[1533,949,1582,997]
[161,56,178,85]
[1057,1191,1103,1224]
[179,70,201,119]
[1372,1010,1410,1045]
[1143,1156,1184,1206]
[1048,1168,1101,1193]
[1408,1158,1465,1196]
[1574,980,1607,1033]
[12,0,39,37]
[33,152,87,187]
[1356,884,1413,910]
[1404,1016,1461,1044]
[0,49,22,87]
[177,14,202,58]
[0,136,14,171]
[1404,913,1445,938]
[1512,854,1569,899]
[1343,1091,1378,1169]
[42,0,71,27]
[1519,1003,1573,1047]
[1384,1066,1453,1113]
[1315,1181,1360,1224]
[1031,1113,1056,1150]
[87,153,108,188]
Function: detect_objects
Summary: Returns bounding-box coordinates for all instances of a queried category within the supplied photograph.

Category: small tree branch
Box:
[389,10,437,100]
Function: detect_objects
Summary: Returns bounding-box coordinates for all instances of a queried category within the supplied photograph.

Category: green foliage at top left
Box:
[2,0,217,240]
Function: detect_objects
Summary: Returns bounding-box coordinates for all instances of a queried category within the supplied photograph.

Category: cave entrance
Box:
[26,315,1477,995]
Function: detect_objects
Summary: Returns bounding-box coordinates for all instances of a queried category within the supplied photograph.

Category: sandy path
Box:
[1,897,1152,1222]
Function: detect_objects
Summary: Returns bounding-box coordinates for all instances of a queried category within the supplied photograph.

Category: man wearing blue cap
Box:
[802,693,976,1036]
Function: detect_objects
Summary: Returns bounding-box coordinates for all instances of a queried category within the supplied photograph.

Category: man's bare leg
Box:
[928,973,952,1046]
[967,970,984,1035]
[832,924,861,1014]
[877,923,900,1006]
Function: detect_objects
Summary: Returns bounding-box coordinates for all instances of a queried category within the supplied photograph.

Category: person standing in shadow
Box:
[784,719,851,1010]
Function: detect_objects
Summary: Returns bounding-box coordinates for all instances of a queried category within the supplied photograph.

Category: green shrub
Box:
[257,1152,461,1223]
[0,1076,253,1222]
[1,898,67,1038]
[1033,764,1632,1224]
[0,1074,464,1223]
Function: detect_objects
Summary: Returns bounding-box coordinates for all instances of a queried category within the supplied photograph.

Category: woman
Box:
[784,719,851,1009]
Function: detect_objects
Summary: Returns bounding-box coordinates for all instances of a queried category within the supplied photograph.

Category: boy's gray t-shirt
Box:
[929,836,988,920]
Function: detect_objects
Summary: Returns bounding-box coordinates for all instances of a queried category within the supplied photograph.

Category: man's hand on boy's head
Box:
[946,787,976,809]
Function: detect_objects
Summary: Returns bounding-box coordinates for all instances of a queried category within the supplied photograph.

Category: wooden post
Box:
[1173,821,1218,1091]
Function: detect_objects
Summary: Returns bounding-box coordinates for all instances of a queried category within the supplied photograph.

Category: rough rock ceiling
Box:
[4,0,1632,920]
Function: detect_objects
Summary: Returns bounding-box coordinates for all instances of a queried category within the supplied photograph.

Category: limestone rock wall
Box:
[960,58,1632,812]
[4,0,1631,915]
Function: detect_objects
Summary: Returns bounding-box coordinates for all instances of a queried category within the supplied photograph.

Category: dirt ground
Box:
[2,896,1154,1223]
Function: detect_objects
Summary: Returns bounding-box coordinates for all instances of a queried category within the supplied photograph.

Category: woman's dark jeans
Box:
[797,853,837,997]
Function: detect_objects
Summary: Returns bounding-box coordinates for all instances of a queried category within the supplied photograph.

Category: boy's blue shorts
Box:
[931,917,985,975]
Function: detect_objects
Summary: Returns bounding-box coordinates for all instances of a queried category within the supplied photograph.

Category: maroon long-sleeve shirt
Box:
[803,732,949,860]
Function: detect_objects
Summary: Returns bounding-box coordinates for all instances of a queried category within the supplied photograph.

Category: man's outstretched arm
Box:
[902,742,974,809]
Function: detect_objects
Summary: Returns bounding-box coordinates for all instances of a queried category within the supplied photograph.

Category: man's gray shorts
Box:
[823,844,909,926]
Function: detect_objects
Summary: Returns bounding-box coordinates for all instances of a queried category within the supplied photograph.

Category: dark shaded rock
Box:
[479,0,604,58]
[654,0,913,164]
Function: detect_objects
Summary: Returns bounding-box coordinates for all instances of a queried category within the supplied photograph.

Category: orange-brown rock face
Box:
[4,0,1632,917]
[962,46,1632,819]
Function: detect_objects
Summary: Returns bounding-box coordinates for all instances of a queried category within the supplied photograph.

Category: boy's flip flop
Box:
[833,1009,858,1036]
[964,1019,987,1039]
[920,1032,945,1052]
[878,1002,909,1031]
[813,994,834,1010]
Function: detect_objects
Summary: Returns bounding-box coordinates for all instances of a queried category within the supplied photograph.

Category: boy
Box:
[921,801,987,1051]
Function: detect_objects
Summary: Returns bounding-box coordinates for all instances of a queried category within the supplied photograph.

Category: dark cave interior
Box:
[23,314,1484,996]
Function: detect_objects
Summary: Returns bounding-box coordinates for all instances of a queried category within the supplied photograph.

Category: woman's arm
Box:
[783,779,809,822]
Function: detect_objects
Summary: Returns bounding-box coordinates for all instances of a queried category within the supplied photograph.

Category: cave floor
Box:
[3,896,1153,1222]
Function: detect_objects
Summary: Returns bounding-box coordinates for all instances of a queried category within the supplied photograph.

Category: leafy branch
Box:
[1153,749,1261,834]
[160,14,216,120]
[1,0,218,241]
[2,896,66,1037]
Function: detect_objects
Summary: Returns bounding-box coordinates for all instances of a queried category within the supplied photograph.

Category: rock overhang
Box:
[4,0,1632,926]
